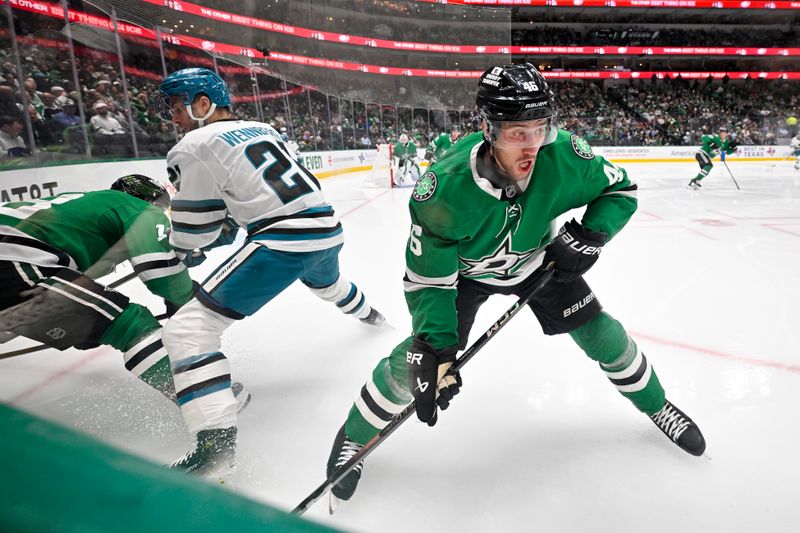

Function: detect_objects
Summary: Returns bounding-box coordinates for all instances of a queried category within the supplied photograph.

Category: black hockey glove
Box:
[423,149,434,161]
[407,338,461,427]
[543,219,607,283]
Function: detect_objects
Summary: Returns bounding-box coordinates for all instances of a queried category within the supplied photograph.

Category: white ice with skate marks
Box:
[1,159,799,532]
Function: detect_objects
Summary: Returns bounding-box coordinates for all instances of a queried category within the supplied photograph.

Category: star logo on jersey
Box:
[460,233,535,278]
[412,172,437,202]
[571,134,594,160]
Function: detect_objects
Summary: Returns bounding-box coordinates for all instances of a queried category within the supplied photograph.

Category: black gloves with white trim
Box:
[543,219,607,283]
[408,338,461,427]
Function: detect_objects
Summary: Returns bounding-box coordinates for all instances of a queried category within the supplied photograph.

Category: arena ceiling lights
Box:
[414,0,800,8]
[10,0,800,80]
[135,0,800,57]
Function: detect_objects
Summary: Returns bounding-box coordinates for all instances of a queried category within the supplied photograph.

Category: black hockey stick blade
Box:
[291,264,555,516]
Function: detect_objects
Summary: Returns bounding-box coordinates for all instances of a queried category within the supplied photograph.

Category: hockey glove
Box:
[178,249,207,268]
[543,219,607,283]
[407,338,461,427]
[201,217,239,251]
[424,149,434,161]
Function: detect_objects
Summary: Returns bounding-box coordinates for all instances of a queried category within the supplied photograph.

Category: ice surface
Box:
[2,160,799,532]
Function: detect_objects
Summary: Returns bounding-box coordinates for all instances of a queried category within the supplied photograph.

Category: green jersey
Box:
[393,141,417,159]
[404,130,637,351]
[0,190,193,306]
[427,133,459,160]
[698,134,736,158]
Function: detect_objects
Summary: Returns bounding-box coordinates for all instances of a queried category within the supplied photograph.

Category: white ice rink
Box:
[2,159,799,532]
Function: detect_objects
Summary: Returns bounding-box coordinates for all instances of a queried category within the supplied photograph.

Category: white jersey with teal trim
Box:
[166,120,344,253]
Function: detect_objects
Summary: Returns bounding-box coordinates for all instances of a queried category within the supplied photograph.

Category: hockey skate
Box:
[650,400,706,456]
[326,424,365,514]
[359,307,387,327]
[688,178,702,189]
[169,426,238,477]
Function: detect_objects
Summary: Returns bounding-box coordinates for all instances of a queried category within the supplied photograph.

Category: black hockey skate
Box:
[359,307,387,327]
[688,178,702,189]
[169,426,238,476]
[326,424,365,514]
[650,400,706,456]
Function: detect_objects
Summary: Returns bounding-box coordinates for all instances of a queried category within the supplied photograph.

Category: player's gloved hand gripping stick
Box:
[292,263,555,515]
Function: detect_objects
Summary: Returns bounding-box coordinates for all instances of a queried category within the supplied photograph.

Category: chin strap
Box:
[186,102,217,128]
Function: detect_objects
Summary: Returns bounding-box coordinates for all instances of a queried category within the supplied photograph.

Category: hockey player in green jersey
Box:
[688,127,738,188]
[324,63,707,511]
[393,133,421,186]
[0,175,207,402]
[424,126,460,165]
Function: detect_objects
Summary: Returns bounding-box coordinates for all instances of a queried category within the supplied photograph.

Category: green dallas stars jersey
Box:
[0,190,194,306]
[427,133,458,160]
[698,134,736,159]
[393,141,417,159]
[404,130,637,351]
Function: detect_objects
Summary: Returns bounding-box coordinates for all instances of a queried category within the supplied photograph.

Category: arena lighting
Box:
[9,1,800,80]
[412,0,800,8]
[139,0,800,56]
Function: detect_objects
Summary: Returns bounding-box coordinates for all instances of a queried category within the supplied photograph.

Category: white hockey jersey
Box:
[166,120,343,253]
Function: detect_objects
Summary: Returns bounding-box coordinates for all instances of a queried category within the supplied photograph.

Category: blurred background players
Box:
[424,126,461,167]
[688,126,738,189]
[392,133,421,186]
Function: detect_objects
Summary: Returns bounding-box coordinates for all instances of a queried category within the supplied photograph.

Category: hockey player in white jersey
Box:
[791,134,800,170]
[157,68,386,475]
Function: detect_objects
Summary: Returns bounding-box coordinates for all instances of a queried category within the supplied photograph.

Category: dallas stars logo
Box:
[412,172,437,202]
[571,134,594,160]
[460,233,534,277]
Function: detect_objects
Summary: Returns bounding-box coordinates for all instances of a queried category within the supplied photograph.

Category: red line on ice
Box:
[631,331,800,374]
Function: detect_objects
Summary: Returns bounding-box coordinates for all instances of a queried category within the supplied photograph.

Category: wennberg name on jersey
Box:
[167,120,343,254]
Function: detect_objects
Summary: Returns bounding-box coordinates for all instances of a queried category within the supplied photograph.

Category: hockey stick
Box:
[107,270,138,289]
[292,264,556,516]
[721,161,741,190]
[0,312,170,361]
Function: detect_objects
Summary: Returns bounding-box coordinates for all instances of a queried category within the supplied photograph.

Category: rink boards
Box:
[0,144,794,203]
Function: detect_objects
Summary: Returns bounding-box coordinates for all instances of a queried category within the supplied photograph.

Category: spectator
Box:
[90,101,125,135]
[51,98,82,133]
[0,115,30,159]
[51,85,69,107]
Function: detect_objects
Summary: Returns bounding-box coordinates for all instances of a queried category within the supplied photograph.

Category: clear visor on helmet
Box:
[156,92,185,121]
[157,92,217,125]
[486,115,558,149]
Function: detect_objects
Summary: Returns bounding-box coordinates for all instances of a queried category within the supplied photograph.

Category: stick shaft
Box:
[291,267,555,515]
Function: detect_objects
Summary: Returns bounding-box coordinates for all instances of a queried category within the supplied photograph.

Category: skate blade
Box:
[329,493,343,515]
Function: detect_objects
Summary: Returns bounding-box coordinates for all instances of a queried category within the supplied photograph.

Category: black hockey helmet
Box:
[111,174,169,210]
[476,63,558,147]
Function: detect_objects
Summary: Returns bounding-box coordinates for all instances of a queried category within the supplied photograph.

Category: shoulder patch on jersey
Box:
[570,134,595,160]
[412,172,438,202]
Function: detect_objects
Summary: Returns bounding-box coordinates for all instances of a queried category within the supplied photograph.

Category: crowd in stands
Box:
[1,6,797,165]
[512,27,799,48]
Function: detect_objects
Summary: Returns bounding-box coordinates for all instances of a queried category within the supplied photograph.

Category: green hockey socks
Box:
[570,312,665,415]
